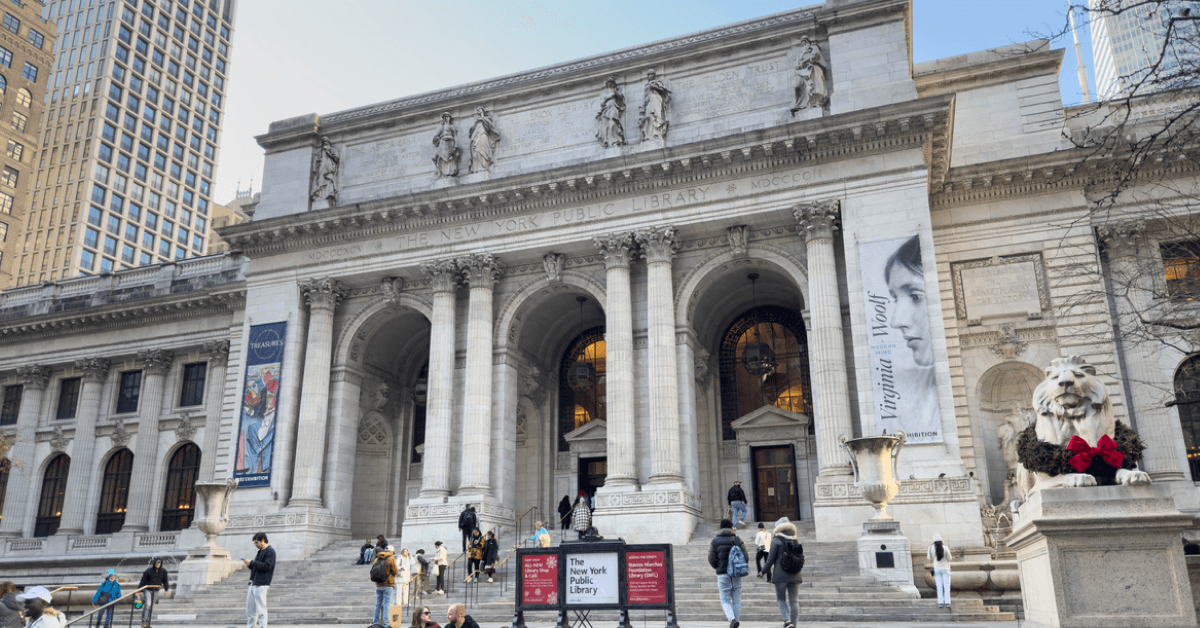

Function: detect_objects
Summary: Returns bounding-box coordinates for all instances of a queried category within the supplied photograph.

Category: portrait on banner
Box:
[236,322,287,487]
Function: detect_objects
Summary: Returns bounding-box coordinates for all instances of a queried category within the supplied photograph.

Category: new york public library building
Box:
[1,0,1199,579]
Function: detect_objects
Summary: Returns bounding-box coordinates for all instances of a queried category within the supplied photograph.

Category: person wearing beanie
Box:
[708,518,747,628]
[762,517,803,628]
[754,523,772,578]
[927,533,954,608]
[92,569,122,628]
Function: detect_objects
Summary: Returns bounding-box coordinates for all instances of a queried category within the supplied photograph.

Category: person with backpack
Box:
[458,505,478,553]
[763,517,803,628]
[528,521,551,548]
[371,546,399,627]
[927,533,954,608]
[707,518,748,628]
[92,569,121,628]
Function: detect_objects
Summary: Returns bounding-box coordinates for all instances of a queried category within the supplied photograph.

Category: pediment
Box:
[564,419,607,443]
[730,405,810,432]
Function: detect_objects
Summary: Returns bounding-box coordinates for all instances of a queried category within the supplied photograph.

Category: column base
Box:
[285,496,323,509]
[591,486,700,545]
[602,475,639,489]
[856,518,919,597]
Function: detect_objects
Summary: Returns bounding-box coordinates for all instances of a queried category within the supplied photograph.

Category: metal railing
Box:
[63,585,160,627]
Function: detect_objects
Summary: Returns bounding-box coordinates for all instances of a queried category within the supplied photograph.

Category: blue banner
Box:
[235,322,287,488]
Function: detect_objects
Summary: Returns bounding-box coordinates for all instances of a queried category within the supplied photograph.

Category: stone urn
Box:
[839,431,906,519]
[193,478,238,548]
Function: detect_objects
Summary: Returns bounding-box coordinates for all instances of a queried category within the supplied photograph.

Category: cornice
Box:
[225,96,954,258]
[0,289,245,342]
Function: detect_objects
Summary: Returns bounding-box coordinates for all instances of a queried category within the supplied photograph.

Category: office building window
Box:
[2,13,19,35]
[5,140,22,160]
[21,62,35,82]
[10,111,25,133]
[1,166,17,188]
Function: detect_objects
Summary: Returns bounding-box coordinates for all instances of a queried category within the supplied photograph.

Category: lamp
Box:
[568,296,596,392]
[742,273,776,375]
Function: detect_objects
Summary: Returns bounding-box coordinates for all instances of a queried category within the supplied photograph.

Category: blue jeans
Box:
[730,501,747,526]
[139,590,157,623]
[98,605,114,627]
[364,548,375,563]
[717,574,742,621]
[374,586,394,626]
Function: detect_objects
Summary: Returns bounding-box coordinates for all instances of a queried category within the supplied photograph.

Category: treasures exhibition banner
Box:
[859,235,942,444]
[235,322,286,487]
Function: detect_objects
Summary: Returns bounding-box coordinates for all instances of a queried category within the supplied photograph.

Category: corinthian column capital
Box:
[794,199,841,242]
[75,358,111,383]
[15,365,51,390]
[1096,221,1146,259]
[299,278,347,310]
[635,226,678,264]
[138,349,174,375]
[593,233,637,269]
[204,339,231,366]
[421,259,461,294]
[457,253,503,287]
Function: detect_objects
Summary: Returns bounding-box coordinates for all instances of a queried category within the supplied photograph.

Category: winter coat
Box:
[468,534,485,560]
[0,591,23,628]
[572,500,591,532]
[417,553,431,574]
[458,508,478,532]
[727,485,747,504]
[435,545,448,566]
[763,521,803,584]
[927,542,954,571]
[375,551,400,588]
[558,496,572,523]
[483,538,499,565]
[93,577,122,604]
[707,528,747,576]
[139,563,171,590]
[248,545,276,586]
[26,611,65,628]
[396,553,410,587]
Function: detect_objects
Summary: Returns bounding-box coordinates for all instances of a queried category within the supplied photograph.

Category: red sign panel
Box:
[625,550,667,604]
[521,553,559,606]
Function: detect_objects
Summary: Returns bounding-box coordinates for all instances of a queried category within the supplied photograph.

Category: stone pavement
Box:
[174,622,1019,628]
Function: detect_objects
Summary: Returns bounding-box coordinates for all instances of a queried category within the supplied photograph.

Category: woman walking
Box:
[482,531,500,583]
[763,518,803,628]
[92,569,122,628]
[754,523,772,578]
[928,533,954,608]
[397,548,413,606]
[571,493,592,540]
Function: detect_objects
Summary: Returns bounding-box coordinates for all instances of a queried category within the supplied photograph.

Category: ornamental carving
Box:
[790,36,829,113]
[1096,221,1145,259]
[432,112,461,179]
[204,340,231,366]
[299,278,347,310]
[49,425,69,452]
[421,259,461,293]
[727,225,750,258]
[988,324,1028,360]
[543,253,565,283]
[694,347,711,383]
[138,349,174,375]
[593,233,637,269]
[15,365,50,390]
[175,412,198,443]
[794,199,840,242]
[110,416,131,448]
[638,69,672,142]
[457,253,502,287]
[358,413,388,447]
[310,136,340,205]
[381,277,404,303]
[75,358,111,383]
[595,76,627,148]
[521,366,547,406]
[634,226,678,263]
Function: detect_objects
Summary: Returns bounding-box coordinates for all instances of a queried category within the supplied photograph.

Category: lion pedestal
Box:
[1007,484,1197,628]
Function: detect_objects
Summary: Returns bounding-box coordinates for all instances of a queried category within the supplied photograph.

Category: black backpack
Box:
[779,540,804,574]
[370,556,390,583]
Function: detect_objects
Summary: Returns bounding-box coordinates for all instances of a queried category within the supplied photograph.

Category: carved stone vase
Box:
[194,478,238,548]
[839,432,905,519]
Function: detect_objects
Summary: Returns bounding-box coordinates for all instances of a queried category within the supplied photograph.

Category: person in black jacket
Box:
[446,602,480,628]
[243,532,275,628]
[707,519,747,628]
[727,481,748,529]
[137,557,170,627]
[557,495,572,531]
[458,505,478,553]
[481,531,500,583]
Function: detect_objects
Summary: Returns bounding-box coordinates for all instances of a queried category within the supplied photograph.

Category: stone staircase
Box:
[151,522,1016,624]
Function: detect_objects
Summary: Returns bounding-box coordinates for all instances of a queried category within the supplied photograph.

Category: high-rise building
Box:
[1089,0,1199,99]
[205,185,252,254]
[0,2,56,290]
[12,0,237,287]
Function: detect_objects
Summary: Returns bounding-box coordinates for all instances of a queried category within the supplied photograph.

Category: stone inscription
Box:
[344,133,426,187]
[958,260,1042,320]
[674,58,786,121]
[504,101,599,155]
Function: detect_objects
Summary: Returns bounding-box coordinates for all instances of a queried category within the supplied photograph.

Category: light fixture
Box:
[567,296,596,392]
[741,273,776,375]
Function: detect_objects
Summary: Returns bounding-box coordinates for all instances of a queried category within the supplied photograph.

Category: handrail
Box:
[63,585,159,627]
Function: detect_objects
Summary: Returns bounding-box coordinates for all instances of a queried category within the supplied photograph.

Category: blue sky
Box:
[213,0,1090,203]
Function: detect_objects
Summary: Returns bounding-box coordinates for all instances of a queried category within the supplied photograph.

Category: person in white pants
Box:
[927,533,953,608]
[243,532,275,628]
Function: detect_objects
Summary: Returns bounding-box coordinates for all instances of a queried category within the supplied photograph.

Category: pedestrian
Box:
[571,493,591,540]
[434,541,448,595]
[371,546,399,627]
[754,523,772,578]
[137,557,170,627]
[528,521,550,548]
[416,549,431,594]
[243,531,275,628]
[727,480,748,529]
[458,505,478,553]
[0,581,22,628]
[445,603,480,628]
[763,517,803,628]
[17,587,64,628]
[557,495,572,530]
[928,533,954,609]
[466,529,485,582]
[482,531,499,583]
[358,539,376,565]
[376,535,389,557]
[410,604,440,628]
[397,548,412,607]
[92,569,122,628]
[708,518,747,628]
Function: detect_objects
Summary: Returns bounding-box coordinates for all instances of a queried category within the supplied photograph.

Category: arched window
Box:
[1174,356,1200,480]
[557,327,605,451]
[14,88,30,108]
[34,454,69,537]
[160,443,200,531]
[95,449,133,534]
[718,306,812,440]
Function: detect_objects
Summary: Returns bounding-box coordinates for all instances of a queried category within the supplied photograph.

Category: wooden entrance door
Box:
[753,446,799,522]
[578,457,607,497]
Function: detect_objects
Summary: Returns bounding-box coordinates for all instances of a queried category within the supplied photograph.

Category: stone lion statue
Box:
[1014,356,1149,502]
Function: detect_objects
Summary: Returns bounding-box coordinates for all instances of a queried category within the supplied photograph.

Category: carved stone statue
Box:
[595,77,627,148]
[638,69,671,142]
[431,112,461,178]
[310,136,340,204]
[791,37,829,113]
[468,107,501,174]
[694,347,711,383]
[996,401,1034,506]
[543,253,564,283]
[381,277,403,303]
[727,225,750,258]
[371,382,390,412]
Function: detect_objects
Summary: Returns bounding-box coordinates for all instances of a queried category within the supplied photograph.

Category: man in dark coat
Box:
[708,519,747,628]
[243,531,276,628]
[137,557,170,627]
[727,481,748,529]
[458,504,478,553]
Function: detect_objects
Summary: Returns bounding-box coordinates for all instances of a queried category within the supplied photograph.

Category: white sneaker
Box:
[487,578,494,583]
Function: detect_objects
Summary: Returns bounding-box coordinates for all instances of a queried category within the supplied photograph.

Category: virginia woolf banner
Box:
[859,235,942,444]
[235,322,287,488]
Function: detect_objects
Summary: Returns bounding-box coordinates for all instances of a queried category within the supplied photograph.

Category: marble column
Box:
[594,233,639,488]
[636,226,684,485]
[198,340,230,482]
[795,200,854,476]
[287,278,346,508]
[1099,223,1190,481]
[57,357,111,535]
[419,259,458,498]
[123,349,174,532]
[0,365,50,537]
[457,253,502,494]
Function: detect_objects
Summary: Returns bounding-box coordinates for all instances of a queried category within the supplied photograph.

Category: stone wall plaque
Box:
[952,254,1048,321]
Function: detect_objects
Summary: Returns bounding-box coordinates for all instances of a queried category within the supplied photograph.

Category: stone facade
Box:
[1,0,1199,573]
